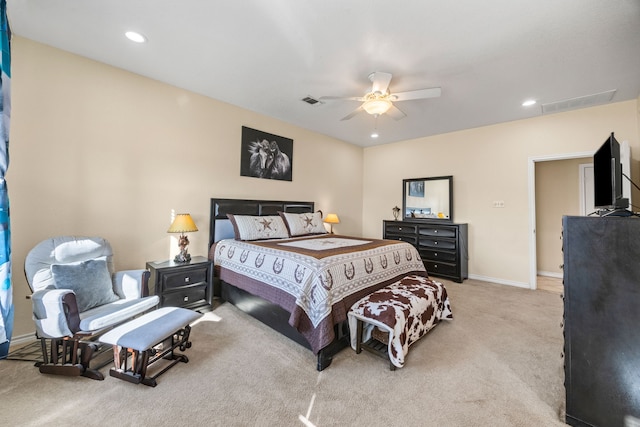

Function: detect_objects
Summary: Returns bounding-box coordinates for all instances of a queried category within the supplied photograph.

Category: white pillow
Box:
[279,211,327,236]
[227,214,290,241]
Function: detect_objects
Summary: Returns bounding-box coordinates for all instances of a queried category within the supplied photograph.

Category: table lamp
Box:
[323,213,340,234]
[167,213,198,263]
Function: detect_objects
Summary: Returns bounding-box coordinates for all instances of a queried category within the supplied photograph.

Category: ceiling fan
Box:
[320,71,441,121]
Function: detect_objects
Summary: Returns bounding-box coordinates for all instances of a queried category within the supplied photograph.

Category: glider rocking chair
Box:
[24,236,159,380]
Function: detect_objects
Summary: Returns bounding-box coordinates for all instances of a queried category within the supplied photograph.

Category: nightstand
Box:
[146,256,213,311]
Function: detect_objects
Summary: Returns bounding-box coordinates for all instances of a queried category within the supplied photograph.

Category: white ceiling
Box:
[7,0,640,147]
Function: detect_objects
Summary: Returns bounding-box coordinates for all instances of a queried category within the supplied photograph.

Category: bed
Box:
[208,198,428,370]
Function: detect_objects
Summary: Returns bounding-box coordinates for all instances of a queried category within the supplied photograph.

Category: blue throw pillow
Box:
[51,257,119,312]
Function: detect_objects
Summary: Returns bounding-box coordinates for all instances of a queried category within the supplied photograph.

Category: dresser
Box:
[383,220,468,282]
[562,216,640,427]
[146,256,213,311]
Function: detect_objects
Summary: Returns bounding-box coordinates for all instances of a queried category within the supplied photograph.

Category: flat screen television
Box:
[593,132,629,211]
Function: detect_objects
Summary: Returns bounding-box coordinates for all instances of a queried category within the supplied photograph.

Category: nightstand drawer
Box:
[162,284,207,308]
[147,256,214,311]
[162,267,208,290]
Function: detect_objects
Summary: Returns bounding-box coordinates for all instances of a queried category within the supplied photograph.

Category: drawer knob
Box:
[434,253,438,257]
[184,277,190,283]
[434,241,438,245]
[183,296,189,302]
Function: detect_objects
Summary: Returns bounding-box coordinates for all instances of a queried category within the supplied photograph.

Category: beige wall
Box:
[8,37,364,337]
[363,100,640,286]
[8,36,640,339]
[535,158,587,275]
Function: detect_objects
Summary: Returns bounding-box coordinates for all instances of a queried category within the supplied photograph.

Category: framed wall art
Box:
[408,180,425,197]
[240,126,293,181]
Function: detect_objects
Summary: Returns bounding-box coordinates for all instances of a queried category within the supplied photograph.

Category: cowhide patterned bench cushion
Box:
[347,274,453,368]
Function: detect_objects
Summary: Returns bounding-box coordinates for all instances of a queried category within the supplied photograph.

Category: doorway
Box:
[527,152,593,290]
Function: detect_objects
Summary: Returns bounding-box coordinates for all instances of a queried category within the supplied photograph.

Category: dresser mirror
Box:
[402,176,453,222]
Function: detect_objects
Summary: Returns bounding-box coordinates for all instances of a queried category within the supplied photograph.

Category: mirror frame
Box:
[402,176,453,222]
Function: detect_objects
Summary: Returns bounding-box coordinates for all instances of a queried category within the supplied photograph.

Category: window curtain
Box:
[0,0,11,359]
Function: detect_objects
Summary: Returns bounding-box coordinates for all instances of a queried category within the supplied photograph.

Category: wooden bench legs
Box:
[354,319,396,371]
[109,325,193,387]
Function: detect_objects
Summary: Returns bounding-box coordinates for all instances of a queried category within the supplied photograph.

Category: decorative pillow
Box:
[279,211,328,237]
[51,257,119,312]
[227,214,290,241]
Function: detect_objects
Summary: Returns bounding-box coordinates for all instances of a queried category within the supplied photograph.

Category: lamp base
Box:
[173,252,191,263]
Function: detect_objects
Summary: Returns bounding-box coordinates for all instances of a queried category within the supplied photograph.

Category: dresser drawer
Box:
[420,249,457,263]
[162,267,209,290]
[386,234,418,245]
[418,226,457,238]
[161,284,207,308]
[424,260,458,278]
[418,237,456,251]
[385,223,418,235]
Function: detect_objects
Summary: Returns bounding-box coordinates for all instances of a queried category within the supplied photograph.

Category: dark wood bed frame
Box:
[208,198,350,371]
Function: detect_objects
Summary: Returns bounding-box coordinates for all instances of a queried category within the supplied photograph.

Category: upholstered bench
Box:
[99,307,201,387]
[347,275,452,370]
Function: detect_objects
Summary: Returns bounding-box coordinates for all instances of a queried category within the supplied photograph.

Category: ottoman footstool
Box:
[99,307,201,387]
[348,275,452,370]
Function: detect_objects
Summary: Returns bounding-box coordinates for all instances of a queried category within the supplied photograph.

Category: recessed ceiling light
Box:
[371,132,379,138]
[125,31,147,43]
[522,99,537,107]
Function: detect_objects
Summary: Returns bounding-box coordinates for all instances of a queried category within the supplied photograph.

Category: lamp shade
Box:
[324,213,340,224]
[167,213,198,233]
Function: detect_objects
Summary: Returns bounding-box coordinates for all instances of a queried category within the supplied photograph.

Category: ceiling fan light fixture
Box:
[362,98,392,115]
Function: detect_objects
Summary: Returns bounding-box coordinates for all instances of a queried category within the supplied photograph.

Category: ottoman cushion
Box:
[348,275,452,368]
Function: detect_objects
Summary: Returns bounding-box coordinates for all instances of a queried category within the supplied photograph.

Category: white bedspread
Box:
[213,235,426,329]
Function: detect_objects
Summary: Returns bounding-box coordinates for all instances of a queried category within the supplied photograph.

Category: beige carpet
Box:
[0,279,566,427]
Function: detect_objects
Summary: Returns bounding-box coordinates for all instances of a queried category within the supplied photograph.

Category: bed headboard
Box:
[209,198,315,248]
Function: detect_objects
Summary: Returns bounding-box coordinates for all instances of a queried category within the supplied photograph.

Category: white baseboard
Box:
[537,271,563,279]
[467,273,531,289]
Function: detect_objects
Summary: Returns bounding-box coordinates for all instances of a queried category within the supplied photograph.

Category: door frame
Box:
[579,163,594,216]
[527,151,593,290]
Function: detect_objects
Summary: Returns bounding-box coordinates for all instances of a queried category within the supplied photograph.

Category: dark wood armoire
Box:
[562,215,640,427]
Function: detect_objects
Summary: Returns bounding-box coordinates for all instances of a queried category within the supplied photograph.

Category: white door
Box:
[579,163,594,216]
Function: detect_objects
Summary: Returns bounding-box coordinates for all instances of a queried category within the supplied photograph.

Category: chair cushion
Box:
[79,295,159,332]
[51,257,119,312]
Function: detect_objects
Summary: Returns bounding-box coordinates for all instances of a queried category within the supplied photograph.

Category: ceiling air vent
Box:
[301,96,322,105]
[541,89,616,114]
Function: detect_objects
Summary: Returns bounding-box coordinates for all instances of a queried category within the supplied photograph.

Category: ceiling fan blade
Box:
[387,104,406,121]
[392,87,442,101]
[369,72,393,95]
[340,105,364,121]
[319,95,365,102]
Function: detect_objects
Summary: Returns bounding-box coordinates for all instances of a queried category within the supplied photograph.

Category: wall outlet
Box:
[493,200,505,208]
